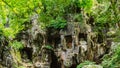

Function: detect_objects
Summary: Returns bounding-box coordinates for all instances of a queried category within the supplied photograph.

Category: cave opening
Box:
[54,37,61,48]
[20,47,33,62]
[79,33,87,41]
[65,35,72,49]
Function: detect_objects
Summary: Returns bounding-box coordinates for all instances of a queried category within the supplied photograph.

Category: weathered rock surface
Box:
[0,16,115,68]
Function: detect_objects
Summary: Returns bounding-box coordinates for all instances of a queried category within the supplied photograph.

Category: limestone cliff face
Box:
[45,22,112,68]
[0,19,114,68]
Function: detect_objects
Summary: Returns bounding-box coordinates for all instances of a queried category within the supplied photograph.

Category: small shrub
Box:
[102,44,120,68]
[11,40,24,50]
[77,61,95,68]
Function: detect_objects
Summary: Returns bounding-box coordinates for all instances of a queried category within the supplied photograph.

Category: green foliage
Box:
[43,45,53,50]
[11,40,23,50]
[40,0,71,26]
[102,44,120,68]
[91,0,119,24]
[113,30,120,42]
[48,17,67,29]
[79,0,94,13]
[0,0,119,39]
[0,23,4,35]
[77,61,95,68]
[0,0,42,39]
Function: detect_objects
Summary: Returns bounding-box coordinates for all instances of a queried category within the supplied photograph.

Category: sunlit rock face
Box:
[15,14,45,65]
[51,22,113,68]
[61,49,74,67]
[79,40,87,53]
[82,65,103,68]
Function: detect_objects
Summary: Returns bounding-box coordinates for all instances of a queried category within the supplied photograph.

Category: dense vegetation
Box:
[0,0,120,68]
[0,0,119,38]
